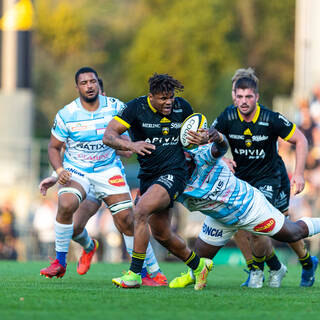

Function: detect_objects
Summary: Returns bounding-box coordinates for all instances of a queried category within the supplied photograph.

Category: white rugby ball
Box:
[180,113,207,149]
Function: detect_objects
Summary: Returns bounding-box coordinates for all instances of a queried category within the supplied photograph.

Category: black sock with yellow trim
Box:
[130,251,146,274]
[265,250,281,271]
[252,255,266,271]
[299,251,313,270]
[246,259,254,271]
[184,251,200,270]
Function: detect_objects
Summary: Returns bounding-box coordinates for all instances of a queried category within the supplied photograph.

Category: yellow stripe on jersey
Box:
[284,123,296,141]
[237,104,260,123]
[114,116,131,129]
[147,96,157,113]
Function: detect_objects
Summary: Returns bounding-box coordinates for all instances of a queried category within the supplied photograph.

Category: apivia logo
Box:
[234,148,265,159]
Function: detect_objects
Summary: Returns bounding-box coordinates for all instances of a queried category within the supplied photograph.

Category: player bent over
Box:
[169,127,320,289]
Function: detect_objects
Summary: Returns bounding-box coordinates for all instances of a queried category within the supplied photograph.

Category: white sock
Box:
[299,217,320,236]
[145,242,161,274]
[72,228,93,251]
[55,221,74,253]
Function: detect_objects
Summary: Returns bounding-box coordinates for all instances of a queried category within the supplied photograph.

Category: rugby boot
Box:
[193,258,213,290]
[112,270,142,288]
[300,256,318,287]
[151,271,168,286]
[142,273,160,286]
[169,269,195,288]
[77,239,99,275]
[268,263,287,288]
[40,258,66,278]
[248,269,264,288]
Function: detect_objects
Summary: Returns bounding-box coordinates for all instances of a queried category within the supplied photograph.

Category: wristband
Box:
[51,171,58,178]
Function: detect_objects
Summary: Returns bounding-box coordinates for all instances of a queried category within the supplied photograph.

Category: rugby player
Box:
[212,74,317,288]
[169,126,320,289]
[40,68,167,286]
[103,73,212,290]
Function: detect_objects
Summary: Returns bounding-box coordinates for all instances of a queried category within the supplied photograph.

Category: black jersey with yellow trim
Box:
[213,104,295,185]
[115,95,193,178]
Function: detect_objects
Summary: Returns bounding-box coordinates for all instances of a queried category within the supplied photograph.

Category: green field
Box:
[0,261,319,320]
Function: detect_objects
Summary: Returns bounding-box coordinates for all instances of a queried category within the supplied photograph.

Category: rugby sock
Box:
[252,255,266,271]
[72,228,94,253]
[184,251,200,270]
[130,251,146,274]
[246,259,254,270]
[145,242,161,276]
[299,217,320,236]
[123,235,151,274]
[265,250,281,271]
[299,252,313,270]
[55,221,73,267]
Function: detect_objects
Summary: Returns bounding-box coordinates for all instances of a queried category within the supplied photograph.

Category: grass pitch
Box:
[0,261,319,320]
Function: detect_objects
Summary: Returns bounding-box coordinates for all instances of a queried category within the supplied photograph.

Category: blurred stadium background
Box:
[1,0,320,265]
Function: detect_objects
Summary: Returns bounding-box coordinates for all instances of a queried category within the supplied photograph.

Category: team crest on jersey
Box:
[253,218,275,233]
[244,128,253,147]
[162,127,169,135]
[108,175,125,187]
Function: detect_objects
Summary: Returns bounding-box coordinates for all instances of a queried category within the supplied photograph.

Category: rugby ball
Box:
[180,113,207,149]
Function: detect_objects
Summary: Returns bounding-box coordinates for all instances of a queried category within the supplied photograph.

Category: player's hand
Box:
[39,176,58,196]
[187,128,209,145]
[57,169,72,185]
[208,127,223,143]
[222,157,236,173]
[290,174,305,195]
[130,141,156,156]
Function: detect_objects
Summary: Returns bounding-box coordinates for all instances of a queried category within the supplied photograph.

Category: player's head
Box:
[98,78,106,96]
[231,68,259,103]
[75,67,100,103]
[234,77,259,117]
[148,73,184,116]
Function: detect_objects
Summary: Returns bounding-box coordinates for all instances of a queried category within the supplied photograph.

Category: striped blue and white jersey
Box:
[179,143,255,225]
[51,95,127,173]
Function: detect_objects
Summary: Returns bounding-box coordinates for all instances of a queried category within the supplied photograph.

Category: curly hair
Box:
[148,73,184,95]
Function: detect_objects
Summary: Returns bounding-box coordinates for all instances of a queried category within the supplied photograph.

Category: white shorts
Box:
[198,188,285,246]
[63,163,130,200]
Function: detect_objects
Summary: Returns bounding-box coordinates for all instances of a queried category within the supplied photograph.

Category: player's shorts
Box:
[252,168,290,213]
[140,170,186,208]
[198,188,286,246]
[63,162,130,200]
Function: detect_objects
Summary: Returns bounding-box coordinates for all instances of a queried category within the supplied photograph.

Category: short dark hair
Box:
[98,78,104,93]
[234,77,258,93]
[75,67,98,84]
[148,73,184,95]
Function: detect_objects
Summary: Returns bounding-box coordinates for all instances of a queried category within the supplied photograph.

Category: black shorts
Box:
[252,168,290,213]
[140,171,186,208]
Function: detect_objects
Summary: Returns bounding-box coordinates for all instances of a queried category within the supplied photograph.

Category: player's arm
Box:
[286,127,308,195]
[116,134,133,158]
[48,135,71,185]
[208,126,228,158]
[103,118,155,156]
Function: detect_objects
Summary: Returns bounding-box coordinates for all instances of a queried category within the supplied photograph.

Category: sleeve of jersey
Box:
[273,112,296,141]
[193,144,218,165]
[212,113,226,134]
[51,113,68,142]
[114,101,135,129]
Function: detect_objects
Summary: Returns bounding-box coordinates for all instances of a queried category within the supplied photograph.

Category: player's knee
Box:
[113,211,134,235]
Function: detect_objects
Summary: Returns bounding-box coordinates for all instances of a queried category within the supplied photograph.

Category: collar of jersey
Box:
[237,103,260,123]
[75,95,104,113]
[147,96,158,113]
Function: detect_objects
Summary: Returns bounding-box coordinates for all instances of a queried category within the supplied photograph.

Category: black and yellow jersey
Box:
[115,95,193,178]
[213,104,296,185]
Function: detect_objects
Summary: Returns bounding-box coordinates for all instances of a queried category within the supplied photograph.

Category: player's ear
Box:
[255,93,259,103]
